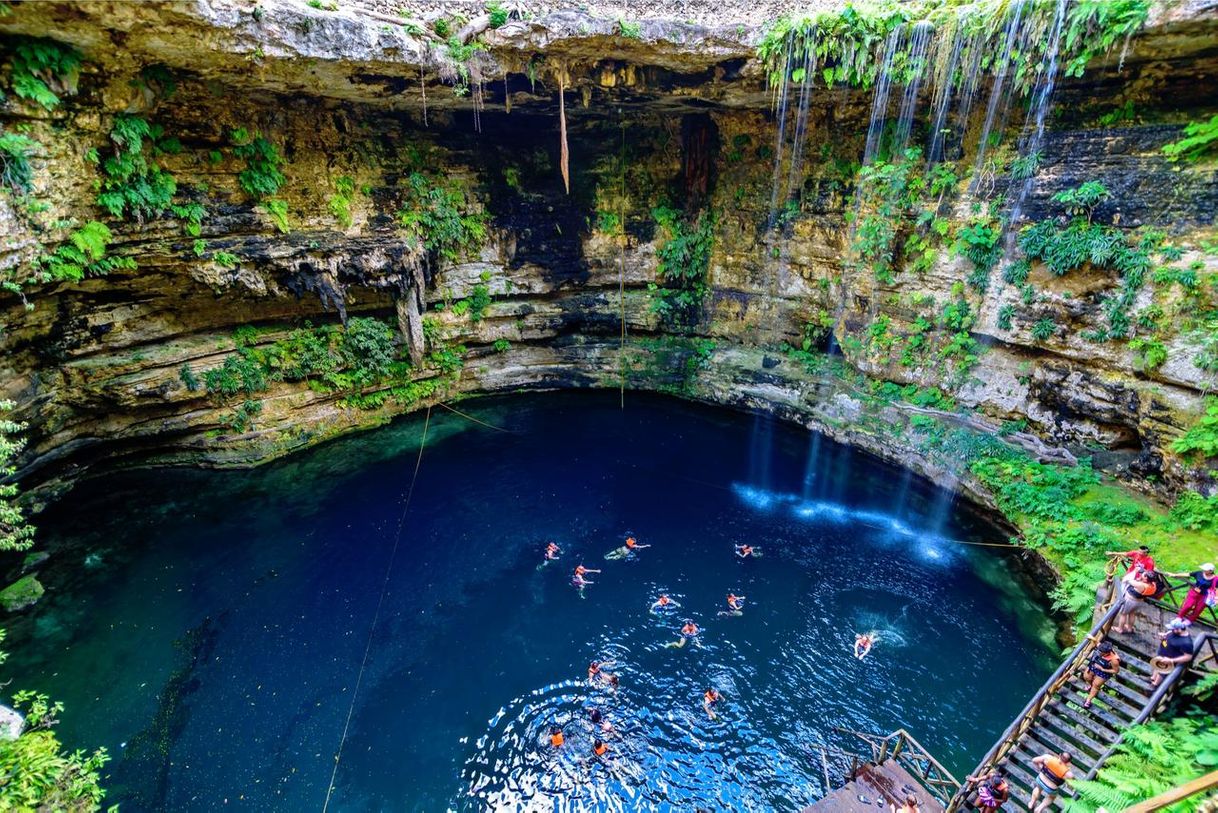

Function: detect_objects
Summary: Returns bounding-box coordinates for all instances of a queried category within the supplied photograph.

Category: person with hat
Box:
[1082,639,1120,710]
[1150,618,1195,687]
[1164,562,1218,623]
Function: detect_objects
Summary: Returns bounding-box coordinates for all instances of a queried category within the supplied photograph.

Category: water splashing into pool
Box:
[7,393,1055,811]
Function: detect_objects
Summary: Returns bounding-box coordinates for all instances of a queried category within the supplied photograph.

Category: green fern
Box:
[260,199,290,234]
[0,131,38,192]
[231,132,286,200]
[96,115,178,223]
[32,221,137,284]
[7,38,82,110]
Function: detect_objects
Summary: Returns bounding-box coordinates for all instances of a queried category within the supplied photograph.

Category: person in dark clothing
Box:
[1082,640,1120,709]
[965,767,1010,810]
[1150,618,1194,687]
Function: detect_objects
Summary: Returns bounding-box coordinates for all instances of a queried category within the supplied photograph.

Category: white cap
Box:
[1203,563,1215,572]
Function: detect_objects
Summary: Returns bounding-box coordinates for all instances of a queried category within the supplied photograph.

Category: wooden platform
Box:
[802,760,945,813]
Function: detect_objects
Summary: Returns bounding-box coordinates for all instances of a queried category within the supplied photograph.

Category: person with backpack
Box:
[1082,640,1120,710]
[1028,751,1073,812]
[965,767,1010,810]
[1114,570,1158,634]
[1164,563,1217,623]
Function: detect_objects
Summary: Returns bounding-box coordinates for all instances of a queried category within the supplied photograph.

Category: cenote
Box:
[8,393,1056,811]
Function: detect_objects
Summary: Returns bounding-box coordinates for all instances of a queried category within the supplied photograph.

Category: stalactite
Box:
[558,71,569,195]
[420,66,428,127]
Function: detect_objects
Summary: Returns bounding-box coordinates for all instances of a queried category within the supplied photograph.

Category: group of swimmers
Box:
[539,534,882,761]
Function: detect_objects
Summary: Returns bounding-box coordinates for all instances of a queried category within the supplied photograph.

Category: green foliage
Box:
[259,198,291,234]
[433,17,450,37]
[6,37,81,110]
[204,350,268,398]
[231,131,286,200]
[439,37,485,95]
[328,175,356,228]
[0,403,34,552]
[1061,0,1151,79]
[1169,490,1218,531]
[997,303,1015,331]
[179,364,201,392]
[649,206,715,326]
[1031,317,1056,341]
[1051,181,1110,220]
[212,251,239,269]
[340,317,396,384]
[618,19,641,39]
[1128,336,1167,370]
[1162,115,1218,162]
[0,131,38,193]
[465,284,492,322]
[222,399,263,433]
[1007,150,1041,181]
[1172,399,1218,460]
[955,211,1002,292]
[396,171,487,263]
[486,2,509,28]
[0,683,109,810]
[96,115,179,222]
[1066,713,1218,812]
[32,221,136,284]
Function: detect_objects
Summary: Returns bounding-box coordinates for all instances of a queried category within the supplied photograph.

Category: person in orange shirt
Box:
[703,687,721,719]
[1028,751,1073,812]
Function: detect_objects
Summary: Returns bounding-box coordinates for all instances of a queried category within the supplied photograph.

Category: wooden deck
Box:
[802,760,945,813]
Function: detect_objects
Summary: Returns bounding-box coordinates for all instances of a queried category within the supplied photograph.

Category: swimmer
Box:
[572,564,600,597]
[718,592,746,617]
[545,542,561,560]
[703,687,721,720]
[548,724,565,748]
[665,619,701,649]
[735,543,761,558]
[650,594,680,613]
[588,707,612,733]
[854,632,876,660]
[604,673,620,692]
[606,535,651,560]
[588,659,616,681]
[592,738,608,758]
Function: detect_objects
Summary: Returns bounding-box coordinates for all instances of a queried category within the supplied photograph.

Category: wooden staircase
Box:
[946,561,1218,812]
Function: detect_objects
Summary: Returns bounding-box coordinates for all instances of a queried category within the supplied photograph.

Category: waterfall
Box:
[765,41,795,231]
[863,26,905,163]
[748,413,774,491]
[783,47,818,215]
[801,431,823,501]
[892,21,934,156]
[926,24,965,163]
[971,0,1029,185]
[1007,0,1067,227]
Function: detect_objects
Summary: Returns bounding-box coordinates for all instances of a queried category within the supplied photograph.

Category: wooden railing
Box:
[838,728,962,807]
[1104,554,1218,631]
[944,590,1124,812]
[1123,769,1218,812]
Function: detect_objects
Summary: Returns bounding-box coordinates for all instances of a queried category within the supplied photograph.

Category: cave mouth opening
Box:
[8,391,1057,810]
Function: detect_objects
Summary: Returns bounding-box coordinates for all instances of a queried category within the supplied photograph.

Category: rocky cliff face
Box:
[1,0,1216,526]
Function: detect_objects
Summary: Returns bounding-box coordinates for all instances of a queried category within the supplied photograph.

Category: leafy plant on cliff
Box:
[1171,490,1218,532]
[231,131,286,200]
[1172,398,1218,461]
[5,37,81,110]
[204,351,268,398]
[0,402,34,552]
[1162,115,1218,163]
[0,631,110,810]
[0,131,38,193]
[396,171,487,264]
[328,175,357,228]
[31,221,136,284]
[95,115,181,223]
[649,205,715,327]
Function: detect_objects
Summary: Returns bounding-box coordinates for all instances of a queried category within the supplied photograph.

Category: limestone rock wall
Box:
[1,0,1216,511]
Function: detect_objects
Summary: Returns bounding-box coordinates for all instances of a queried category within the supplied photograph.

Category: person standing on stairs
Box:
[1164,562,1218,623]
[1113,570,1158,634]
[964,767,1009,810]
[1028,751,1073,812]
[1082,640,1120,710]
[1150,618,1195,687]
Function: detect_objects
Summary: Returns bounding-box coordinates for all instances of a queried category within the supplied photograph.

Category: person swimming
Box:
[572,565,600,597]
[703,687,721,720]
[606,536,651,560]
[592,738,608,757]
[588,707,612,733]
[549,724,565,748]
[545,542,561,560]
[854,632,876,659]
[735,543,761,558]
[588,659,616,681]
[665,620,701,648]
[718,592,746,616]
[650,594,680,613]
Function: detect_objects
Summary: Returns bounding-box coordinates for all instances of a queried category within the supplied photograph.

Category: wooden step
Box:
[1012,740,1093,778]
[1071,669,1154,705]
[1052,691,1131,730]
[1024,724,1102,764]
[1046,699,1122,742]
[1038,709,1116,756]
[1061,679,1143,720]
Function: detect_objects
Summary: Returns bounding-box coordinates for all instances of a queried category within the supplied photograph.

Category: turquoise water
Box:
[6,392,1055,811]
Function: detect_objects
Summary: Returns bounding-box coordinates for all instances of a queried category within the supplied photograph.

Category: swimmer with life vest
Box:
[650,594,680,614]
[703,687,721,720]
[537,541,561,570]
[854,632,876,659]
[572,564,600,597]
[735,543,761,559]
[548,724,565,748]
[606,535,650,560]
[665,619,701,648]
[718,593,746,617]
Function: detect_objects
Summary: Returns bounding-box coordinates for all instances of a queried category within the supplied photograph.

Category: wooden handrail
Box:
[1106,554,1218,629]
[1121,769,1218,812]
[837,727,962,805]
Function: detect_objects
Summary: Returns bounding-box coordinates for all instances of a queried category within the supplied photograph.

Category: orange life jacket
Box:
[594,742,607,756]
[1042,756,1069,780]
[704,691,717,704]
[626,538,637,548]
[550,732,564,747]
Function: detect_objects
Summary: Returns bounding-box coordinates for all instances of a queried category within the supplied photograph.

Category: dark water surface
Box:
[8,392,1056,811]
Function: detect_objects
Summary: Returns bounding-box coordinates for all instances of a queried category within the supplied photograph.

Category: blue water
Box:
[6,392,1055,811]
